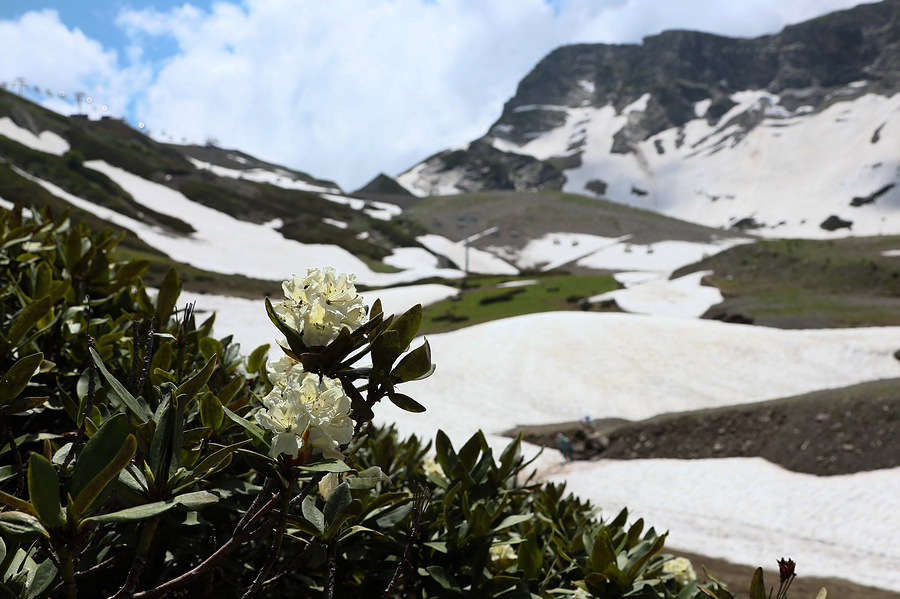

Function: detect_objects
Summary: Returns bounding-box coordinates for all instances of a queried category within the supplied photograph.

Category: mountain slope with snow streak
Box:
[398,1,900,239]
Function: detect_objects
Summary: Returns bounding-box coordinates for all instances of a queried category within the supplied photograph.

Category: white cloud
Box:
[0,9,151,120]
[3,1,876,189]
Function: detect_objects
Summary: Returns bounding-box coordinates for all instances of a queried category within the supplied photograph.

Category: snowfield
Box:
[374,313,900,591]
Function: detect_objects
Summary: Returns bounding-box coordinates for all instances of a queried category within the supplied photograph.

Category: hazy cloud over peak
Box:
[0,0,876,190]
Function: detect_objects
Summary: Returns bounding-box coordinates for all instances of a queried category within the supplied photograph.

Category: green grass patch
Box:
[677,236,900,327]
[419,273,618,334]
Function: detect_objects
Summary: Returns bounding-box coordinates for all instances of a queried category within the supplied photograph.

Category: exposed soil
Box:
[508,377,900,598]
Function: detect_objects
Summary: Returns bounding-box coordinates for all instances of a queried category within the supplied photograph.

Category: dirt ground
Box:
[508,377,900,598]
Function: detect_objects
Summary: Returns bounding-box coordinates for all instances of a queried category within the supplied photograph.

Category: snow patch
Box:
[589,270,721,318]
[417,234,518,275]
[0,117,69,155]
[186,156,338,194]
[322,218,348,229]
[384,247,440,270]
[694,99,712,118]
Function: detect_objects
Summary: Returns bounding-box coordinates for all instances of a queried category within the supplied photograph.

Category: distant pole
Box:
[14,77,25,96]
[458,215,477,275]
[75,92,85,114]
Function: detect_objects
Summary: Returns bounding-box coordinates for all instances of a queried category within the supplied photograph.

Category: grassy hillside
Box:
[675,236,900,327]
[417,273,619,334]
[405,189,748,265]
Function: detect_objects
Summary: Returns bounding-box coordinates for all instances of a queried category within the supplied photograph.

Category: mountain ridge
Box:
[397,0,900,240]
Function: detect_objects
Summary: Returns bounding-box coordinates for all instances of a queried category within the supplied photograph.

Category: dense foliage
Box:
[0,205,804,598]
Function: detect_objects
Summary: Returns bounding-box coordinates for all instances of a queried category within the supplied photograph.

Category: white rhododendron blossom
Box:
[489,544,517,569]
[662,556,697,587]
[274,267,367,347]
[421,457,445,479]
[255,362,353,460]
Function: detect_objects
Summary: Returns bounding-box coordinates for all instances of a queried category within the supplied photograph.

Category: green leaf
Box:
[176,355,217,403]
[387,392,426,413]
[147,397,183,484]
[492,514,532,533]
[0,353,43,405]
[301,495,325,535]
[216,376,243,406]
[299,460,352,474]
[517,532,543,580]
[89,347,151,422]
[172,490,219,509]
[26,558,57,599]
[27,455,65,529]
[345,466,390,490]
[323,482,351,526]
[71,413,128,500]
[749,568,766,599]
[388,303,422,351]
[7,297,51,348]
[198,392,225,431]
[247,344,270,375]
[371,329,400,372]
[391,339,434,383]
[425,565,459,591]
[177,440,249,489]
[155,268,181,324]
[0,395,48,417]
[199,337,223,364]
[109,259,150,292]
[235,448,278,478]
[625,532,666,579]
[84,491,217,524]
[71,434,137,521]
[0,511,45,543]
[434,430,458,477]
[590,529,616,573]
[222,406,266,446]
[0,487,36,515]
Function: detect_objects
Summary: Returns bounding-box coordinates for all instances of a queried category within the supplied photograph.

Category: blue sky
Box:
[0,0,875,190]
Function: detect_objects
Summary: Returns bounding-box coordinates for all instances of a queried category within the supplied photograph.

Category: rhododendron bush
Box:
[0,206,814,598]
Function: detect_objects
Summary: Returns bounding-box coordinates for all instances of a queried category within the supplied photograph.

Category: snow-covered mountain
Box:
[398,0,900,239]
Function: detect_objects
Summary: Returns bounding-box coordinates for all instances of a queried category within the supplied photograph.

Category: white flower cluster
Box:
[489,544,517,569]
[273,267,367,347]
[255,355,354,460]
[662,556,697,587]
[421,457,445,479]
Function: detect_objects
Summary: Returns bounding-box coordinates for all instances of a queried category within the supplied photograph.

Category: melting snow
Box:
[384,247,440,270]
[417,234,519,275]
[186,156,339,194]
[484,92,900,239]
[20,160,461,286]
[589,270,721,318]
[373,311,900,591]
[322,218,348,229]
[0,116,69,156]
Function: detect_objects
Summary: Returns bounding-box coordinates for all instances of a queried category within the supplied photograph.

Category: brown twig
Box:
[61,334,96,475]
[128,486,283,599]
[110,515,160,599]
[383,486,429,598]
[1,417,25,495]
[240,485,291,599]
[326,538,337,599]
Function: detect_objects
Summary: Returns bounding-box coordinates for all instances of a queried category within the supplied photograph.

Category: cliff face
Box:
[398,1,900,239]
[493,0,900,141]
